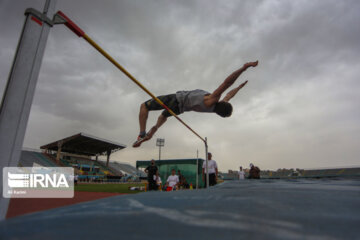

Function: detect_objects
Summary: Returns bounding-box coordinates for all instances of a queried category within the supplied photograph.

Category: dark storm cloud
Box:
[1,0,359,170]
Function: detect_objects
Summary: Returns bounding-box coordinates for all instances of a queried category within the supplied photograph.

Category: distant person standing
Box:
[239,166,245,180]
[154,170,162,190]
[202,152,218,187]
[74,174,78,185]
[248,163,260,179]
[145,159,158,190]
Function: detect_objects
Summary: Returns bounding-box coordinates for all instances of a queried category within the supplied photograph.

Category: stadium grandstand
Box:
[40,133,125,165]
[19,149,58,167]
[18,133,145,182]
[101,161,147,178]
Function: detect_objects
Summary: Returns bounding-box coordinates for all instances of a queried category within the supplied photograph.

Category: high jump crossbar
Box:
[56,11,206,144]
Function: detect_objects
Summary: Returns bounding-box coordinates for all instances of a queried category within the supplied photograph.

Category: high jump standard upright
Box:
[0,0,57,220]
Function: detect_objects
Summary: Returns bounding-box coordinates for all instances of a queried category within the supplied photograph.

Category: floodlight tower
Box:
[156,138,165,162]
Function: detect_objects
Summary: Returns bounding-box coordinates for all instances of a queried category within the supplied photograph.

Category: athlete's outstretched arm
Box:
[222,80,248,102]
[210,61,258,102]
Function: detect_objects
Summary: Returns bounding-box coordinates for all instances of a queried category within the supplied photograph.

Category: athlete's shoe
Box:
[132,135,150,148]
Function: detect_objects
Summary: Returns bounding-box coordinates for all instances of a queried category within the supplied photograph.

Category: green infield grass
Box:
[74,183,146,194]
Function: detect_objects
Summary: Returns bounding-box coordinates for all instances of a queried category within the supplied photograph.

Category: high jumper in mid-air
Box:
[133,60,259,147]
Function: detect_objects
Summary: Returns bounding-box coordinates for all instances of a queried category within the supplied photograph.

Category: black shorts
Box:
[204,173,217,187]
[144,94,181,117]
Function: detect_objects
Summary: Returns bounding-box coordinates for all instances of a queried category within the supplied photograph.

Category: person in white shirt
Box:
[153,170,162,190]
[202,152,218,187]
[166,169,179,190]
[74,174,79,185]
[239,166,245,180]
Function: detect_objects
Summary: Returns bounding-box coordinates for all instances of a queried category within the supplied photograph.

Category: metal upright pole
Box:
[156,138,164,174]
[158,145,161,173]
[0,0,57,220]
[196,149,199,189]
[159,145,161,161]
[205,137,209,189]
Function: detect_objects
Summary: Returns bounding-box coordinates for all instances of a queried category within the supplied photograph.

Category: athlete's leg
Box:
[147,114,168,139]
[139,103,148,134]
[133,114,166,147]
[155,114,168,129]
[133,94,179,148]
[133,102,152,148]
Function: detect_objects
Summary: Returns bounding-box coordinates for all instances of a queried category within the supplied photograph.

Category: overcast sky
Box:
[1,0,359,171]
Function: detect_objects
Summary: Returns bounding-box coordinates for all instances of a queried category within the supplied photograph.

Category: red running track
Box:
[6,191,126,219]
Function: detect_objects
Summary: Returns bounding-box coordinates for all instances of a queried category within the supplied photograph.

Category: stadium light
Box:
[156,138,165,161]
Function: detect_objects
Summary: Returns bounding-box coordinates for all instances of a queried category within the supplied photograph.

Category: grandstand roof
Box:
[136,158,204,168]
[40,133,126,156]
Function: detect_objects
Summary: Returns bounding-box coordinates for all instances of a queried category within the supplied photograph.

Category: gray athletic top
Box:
[176,89,215,114]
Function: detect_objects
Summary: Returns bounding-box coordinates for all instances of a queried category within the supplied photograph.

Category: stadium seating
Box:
[18,150,147,183]
[59,155,123,177]
[19,151,58,167]
[103,161,146,177]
